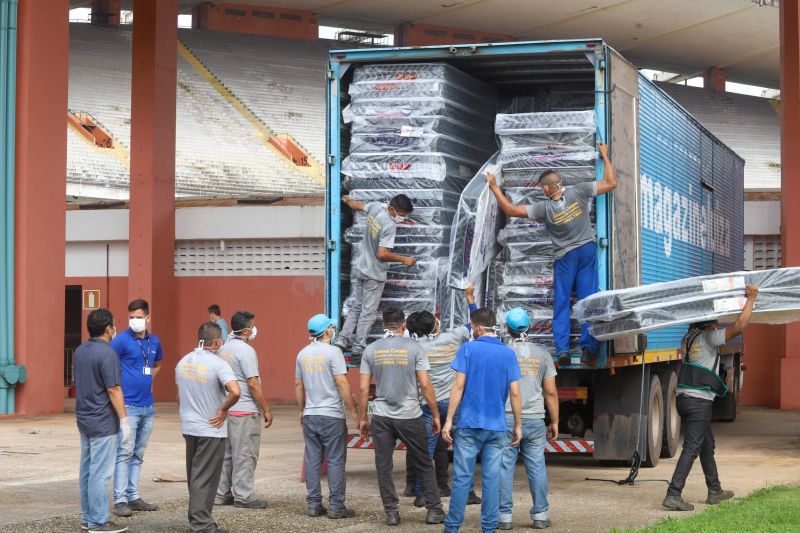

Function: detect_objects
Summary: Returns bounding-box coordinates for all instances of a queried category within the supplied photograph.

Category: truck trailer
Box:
[325,39,744,466]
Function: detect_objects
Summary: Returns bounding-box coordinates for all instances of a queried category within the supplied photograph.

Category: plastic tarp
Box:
[573,268,800,341]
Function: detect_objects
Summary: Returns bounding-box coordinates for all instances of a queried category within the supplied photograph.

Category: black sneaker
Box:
[403,483,417,497]
[438,485,451,498]
[328,507,356,519]
[706,489,734,505]
[498,521,513,530]
[235,498,268,509]
[581,347,597,364]
[467,490,482,505]
[662,494,694,511]
[386,511,401,526]
[426,508,445,524]
[88,522,128,533]
[557,352,571,367]
[113,503,132,518]
[307,504,327,517]
[414,495,425,507]
[533,519,552,529]
[128,498,158,511]
[214,496,234,506]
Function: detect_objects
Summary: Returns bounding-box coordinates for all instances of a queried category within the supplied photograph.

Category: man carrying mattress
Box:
[487,142,617,367]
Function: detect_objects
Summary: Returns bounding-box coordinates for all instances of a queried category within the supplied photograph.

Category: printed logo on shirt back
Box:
[374,348,409,366]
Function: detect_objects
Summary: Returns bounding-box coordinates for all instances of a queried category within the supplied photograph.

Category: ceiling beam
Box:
[663,71,704,84]
[515,0,637,36]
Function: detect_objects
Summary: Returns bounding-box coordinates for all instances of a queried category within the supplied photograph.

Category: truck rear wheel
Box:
[643,374,664,467]
[661,370,680,458]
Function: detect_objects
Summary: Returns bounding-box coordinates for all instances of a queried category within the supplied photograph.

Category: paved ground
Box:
[0,404,798,532]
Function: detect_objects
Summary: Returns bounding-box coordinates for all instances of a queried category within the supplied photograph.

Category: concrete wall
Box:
[192,3,318,40]
[744,200,780,235]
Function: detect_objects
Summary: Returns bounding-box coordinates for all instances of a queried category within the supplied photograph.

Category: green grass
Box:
[612,485,800,533]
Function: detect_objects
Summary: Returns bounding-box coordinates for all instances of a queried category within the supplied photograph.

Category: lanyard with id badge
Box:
[136,337,153,376]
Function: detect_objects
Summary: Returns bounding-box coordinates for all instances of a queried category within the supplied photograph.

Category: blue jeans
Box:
[79,433,118,528]
[444,428,507,533]
[553,241,599,354]
[499,417,549,523]
[114,405,155,504]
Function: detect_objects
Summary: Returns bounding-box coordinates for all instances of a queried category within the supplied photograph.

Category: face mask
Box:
[108,326,117,340]
[545,183,564,200]
[129,317,147,333]
[386,206,406,223]
[248,325,258,341]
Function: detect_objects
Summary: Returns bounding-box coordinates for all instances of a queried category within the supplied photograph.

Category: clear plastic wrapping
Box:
[342,152,479,182]
[494,110,596,135]
[350,63,496,101]
[574,268,800,340]
[349,133,491,163]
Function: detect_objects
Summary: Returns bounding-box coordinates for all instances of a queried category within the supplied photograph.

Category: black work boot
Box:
[328,507,356,519]
[414,495,425,507]
[557,352,571,367]
[307,504,327,517]
[467,490,481,505]
[128,498,158,512]
[662,494,694,511]
[403,483,416,497]
[426,508,445,524]
[706,489,734,505]
[385,511,401,526]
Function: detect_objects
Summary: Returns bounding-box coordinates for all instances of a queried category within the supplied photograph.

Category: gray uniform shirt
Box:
[295,342,348,419]
[526,181,597,259]
[355,202,397,282]
[417,326,471,402]
[678,328,726,402]
[361,335,430,419]
[219,338,260,413]
[176,349,237,438]
[505,340,557,418]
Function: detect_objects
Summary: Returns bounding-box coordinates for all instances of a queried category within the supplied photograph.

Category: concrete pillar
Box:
[91,0,121,26]
[14,0,69,415]
[779,0,800,409]
[704,67,726,92]
[129,0,178,398]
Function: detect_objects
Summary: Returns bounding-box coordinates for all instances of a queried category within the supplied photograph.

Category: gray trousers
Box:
[184,435,226,533]
[339,275,385,355]
[372,414,443,513]
[216,414,262,504]
[303,415,348,510]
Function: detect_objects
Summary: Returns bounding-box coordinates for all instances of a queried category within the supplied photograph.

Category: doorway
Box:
[64,285,83,397]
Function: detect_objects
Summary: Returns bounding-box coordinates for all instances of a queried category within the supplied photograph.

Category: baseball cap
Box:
[308,314,334,337]
[505,308,531,332]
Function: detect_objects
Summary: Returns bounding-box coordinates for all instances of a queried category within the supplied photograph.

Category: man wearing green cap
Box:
[295,314,360,519]
[498,308,558,530]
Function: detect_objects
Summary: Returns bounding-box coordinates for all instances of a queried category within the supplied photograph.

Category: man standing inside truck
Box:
[663,284,759,512]
[335,194,416,362]
[487,142,617,367]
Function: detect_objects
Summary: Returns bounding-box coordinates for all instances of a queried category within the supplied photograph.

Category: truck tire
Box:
[661,370,680,458]
[643,374,664,467]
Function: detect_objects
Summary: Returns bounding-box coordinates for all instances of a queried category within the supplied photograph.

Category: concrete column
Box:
[779,0,800,409]
[14,0,69,415]
[704,67,726,92]
[91,0,120,26]
[129,0,178,397]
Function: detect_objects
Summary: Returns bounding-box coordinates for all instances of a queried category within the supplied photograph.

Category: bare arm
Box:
[248,376,273,428]
[358,373,372,438]
[595,143,618,196]
[377,246,416,267]
[442,372,466,445]
[417,370,441,435]
[209,381,241,428]
[542,377,559,440]
[295,378,306,425]
[152,361,162,378]
[725,285,759,342]
[107,385,128,421]
[509,381,522,446]
[342,195,366,212]
[334,374,360,424]
[486,173,529,218]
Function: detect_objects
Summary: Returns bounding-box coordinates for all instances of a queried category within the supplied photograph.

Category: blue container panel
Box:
[638,76,744,349]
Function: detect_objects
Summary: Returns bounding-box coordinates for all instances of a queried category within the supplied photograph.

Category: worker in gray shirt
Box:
[498,308,559,531]
[295,314,360,520]
[359,308,445,527]
[488,142,617,367]
[215,311,273,509]
[176,322,240,533]
[664,284,759,512]
[336,194,416,361]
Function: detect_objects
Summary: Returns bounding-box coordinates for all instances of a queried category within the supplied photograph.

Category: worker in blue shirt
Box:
[109,299,163,517]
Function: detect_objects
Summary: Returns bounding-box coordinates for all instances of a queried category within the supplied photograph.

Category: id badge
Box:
[143,367,152,376]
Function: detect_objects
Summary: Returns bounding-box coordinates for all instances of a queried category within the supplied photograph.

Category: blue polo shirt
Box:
[452,336,521,432]
[110,329,164,407]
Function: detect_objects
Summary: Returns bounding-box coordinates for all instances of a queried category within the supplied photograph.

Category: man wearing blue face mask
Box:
[110,299,163,518]
[215,311,273,509]
[336,194,416,363]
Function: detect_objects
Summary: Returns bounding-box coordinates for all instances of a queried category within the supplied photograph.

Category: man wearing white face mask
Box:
[110,299,163,518]
[336,194,416,363]
[487,142,618,368]
[215,311,273,509]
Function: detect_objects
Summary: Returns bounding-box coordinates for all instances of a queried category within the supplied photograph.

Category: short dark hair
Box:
[208,304,221,315]
[537,170,560,184]
[690,320,717,331]
[198,321,222,343]
[389,194,414,214]
[231,310,255,332]
[507,328,524,339]
[471,308,497,329]
[87,308,114,338]
[382,307,406,329]
[407,311,436,337]
[128,299,149,315]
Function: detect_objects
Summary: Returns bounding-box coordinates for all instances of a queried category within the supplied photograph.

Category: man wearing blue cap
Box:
[498,308,558,531]
[295,314,360,519]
